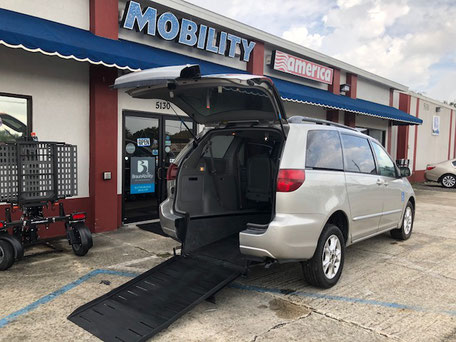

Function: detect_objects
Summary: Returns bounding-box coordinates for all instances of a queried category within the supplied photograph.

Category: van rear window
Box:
[306,130,343,171]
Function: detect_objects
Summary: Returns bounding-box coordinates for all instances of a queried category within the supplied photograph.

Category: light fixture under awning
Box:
[271,77,422,125]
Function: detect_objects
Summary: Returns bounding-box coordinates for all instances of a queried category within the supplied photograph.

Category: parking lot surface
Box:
[1,184,456,342]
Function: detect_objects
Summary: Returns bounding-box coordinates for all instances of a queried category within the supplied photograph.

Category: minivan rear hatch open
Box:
[114,64,287,134]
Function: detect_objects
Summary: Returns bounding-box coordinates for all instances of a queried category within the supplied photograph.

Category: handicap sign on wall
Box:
[130,156,155,194]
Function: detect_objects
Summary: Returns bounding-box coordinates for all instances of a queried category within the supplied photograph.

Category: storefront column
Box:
[412,98,420,172]
[247,41,264,75]
[327,69,340,122]
[344,73,357,127]
[88,0,119,232]
[89,65,118,232]
[387,89,394,154]
[447,109,453,160]
[90,0,118,39]
[396,93,411,160]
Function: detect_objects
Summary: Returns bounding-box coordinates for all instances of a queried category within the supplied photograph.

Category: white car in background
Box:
[425,159,456,188]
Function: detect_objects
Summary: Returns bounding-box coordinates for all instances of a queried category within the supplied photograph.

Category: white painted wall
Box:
[414,97,453,170]
[355,115,389,132]
[339,71,347,86]
[0,0,90,30]
[407,97,418,168]
[0,46,90,198]
[390,126,398,160]
[357,77,390,106]
[283,102,327,120]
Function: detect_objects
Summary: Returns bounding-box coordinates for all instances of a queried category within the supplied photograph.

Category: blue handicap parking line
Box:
[0,269,138,328]
[2,269,455,330]
[229,283,456,317]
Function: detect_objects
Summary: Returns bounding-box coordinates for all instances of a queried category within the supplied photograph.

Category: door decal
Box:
[131,156,156,194]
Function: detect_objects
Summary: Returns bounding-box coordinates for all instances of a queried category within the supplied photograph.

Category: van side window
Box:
[371,142,397,178]
[341,134,376,174]
[306,130,343,171]
[203,135,234,158]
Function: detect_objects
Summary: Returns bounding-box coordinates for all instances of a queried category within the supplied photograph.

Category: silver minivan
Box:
[115,64,415,288]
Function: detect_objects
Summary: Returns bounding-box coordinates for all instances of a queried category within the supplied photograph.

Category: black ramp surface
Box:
[68,256,241,342]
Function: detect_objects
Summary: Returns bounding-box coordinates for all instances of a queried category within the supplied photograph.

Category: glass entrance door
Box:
[124,115,160,223]
[123,113,194,223]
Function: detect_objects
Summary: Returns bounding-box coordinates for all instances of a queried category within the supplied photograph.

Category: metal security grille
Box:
[0,142,77,204]
[57,144,78,198]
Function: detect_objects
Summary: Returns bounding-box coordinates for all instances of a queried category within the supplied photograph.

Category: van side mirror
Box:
[399,167,411,178]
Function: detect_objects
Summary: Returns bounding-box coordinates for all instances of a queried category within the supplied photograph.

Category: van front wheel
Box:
[301,224,345,289]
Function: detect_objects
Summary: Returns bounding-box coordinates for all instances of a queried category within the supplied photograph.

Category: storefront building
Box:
[0,0,451,236]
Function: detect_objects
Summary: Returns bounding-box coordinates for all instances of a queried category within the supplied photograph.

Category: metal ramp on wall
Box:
[68,255,242,342]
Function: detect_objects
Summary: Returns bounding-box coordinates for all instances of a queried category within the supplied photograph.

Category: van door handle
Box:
[376,179,384,186]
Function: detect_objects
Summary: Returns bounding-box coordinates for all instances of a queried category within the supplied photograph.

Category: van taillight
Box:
[277,169,305,192]
[167,163,179,180]
[426,165,435,171]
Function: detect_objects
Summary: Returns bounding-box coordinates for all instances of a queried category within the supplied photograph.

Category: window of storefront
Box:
[0,93,32,142]
[356,127,386,146]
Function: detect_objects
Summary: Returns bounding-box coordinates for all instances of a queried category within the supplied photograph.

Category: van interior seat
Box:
[246,153,272,202]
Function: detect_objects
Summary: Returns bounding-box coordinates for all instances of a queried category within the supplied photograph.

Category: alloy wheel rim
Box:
[403,207,413,235]
[0,245,4,261]
[443,175,455,187]
[322,235,342,280]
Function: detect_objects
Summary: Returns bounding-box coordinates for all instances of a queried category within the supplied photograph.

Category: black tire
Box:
[71,224,93,257]
[301,224,345,289]
[0,240,15,271]
[440,174,456,188]
[390,201,414,240]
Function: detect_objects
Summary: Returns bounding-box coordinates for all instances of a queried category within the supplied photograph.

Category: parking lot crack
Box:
[311,308,403,341]
[250,308,311,342]
[135,246,152,254]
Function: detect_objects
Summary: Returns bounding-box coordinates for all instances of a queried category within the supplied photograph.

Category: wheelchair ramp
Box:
[68,255,241,342]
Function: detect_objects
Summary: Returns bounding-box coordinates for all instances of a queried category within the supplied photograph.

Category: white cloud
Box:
[282,26,323,49]
[184,0,456,101]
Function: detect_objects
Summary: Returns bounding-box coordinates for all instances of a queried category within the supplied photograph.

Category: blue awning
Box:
[0,8,244,75]
[272,77,422,125]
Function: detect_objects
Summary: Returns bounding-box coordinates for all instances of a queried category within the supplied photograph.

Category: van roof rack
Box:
[288,115,358,132]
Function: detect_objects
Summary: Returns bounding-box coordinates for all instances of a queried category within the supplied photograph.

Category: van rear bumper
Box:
[239,213,325,260]
[159,198,180,240]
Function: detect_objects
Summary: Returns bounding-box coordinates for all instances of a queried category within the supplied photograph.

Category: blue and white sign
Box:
[130,157,155,194]
[121,1,256,62]
[137,137,151,147]
[432,115,440,136]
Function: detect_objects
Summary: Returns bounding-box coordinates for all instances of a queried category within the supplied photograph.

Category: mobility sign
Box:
[121,1,256,62]
[272,50,333,85]
[130,157,155,194]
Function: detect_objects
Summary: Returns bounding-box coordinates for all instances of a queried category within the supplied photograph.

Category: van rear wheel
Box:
[301,224,345,289]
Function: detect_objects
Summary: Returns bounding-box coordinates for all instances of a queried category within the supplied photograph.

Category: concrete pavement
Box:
[0,184,455,341]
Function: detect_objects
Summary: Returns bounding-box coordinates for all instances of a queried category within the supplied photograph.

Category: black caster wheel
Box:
[0,239,15,270]
[71,223,93,257]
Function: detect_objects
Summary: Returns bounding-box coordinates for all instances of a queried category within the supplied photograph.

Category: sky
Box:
[185,0,456,103]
